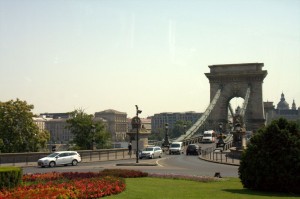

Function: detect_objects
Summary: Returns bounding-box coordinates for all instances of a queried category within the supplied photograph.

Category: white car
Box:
[37,151,81,168]
[169,142,184,155]
[140,146,162,159]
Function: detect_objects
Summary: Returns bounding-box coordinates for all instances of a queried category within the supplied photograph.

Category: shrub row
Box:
[0,166,22,190]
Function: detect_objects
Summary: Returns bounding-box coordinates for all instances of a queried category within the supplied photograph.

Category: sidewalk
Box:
[200,149,240,166]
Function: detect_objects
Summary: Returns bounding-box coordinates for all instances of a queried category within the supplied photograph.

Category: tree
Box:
[66,109,111,150]
[0,99,50,153]
[148,128,164,141]
[239,118,300,193]
[171,120,192,138]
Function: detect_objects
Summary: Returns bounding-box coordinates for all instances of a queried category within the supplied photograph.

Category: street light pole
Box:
[234,122,242,149]
[219,122,223,137]
[183,123,186,135]
[163,123,169,147]
[217,122,224,148]
[91,125,96,150]
[133,105,142,163]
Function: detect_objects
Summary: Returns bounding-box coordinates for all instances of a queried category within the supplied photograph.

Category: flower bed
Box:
[0,169,148,199]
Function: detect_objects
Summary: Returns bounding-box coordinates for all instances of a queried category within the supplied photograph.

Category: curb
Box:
[199,156,239,166]
[116,163,158,166]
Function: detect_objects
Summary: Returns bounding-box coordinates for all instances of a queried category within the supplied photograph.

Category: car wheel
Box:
[72,159,78,166]
[49,161,56,168]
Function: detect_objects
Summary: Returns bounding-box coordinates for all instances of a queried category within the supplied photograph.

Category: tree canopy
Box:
[0,99,49,153]
[66,109,111,150]
[239,118,300,193]
[170,120,192,138]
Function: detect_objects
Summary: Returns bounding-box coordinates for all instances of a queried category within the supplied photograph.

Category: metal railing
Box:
[200,134,240,165]
[0,148,133,166]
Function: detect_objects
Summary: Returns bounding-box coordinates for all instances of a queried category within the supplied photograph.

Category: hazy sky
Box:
[0,0,299,118]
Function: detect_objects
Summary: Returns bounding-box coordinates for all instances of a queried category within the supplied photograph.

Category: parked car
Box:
[37,151,81,168]
[140,146,162,159]
[186,144,201,155]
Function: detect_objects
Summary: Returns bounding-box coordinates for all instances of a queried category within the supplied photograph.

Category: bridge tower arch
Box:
[205,63,267,132]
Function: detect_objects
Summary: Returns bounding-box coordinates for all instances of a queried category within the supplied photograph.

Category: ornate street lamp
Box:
[234,122,242,149]
[163,123,170,147]
[91,124,96,150]
[228,121,233,133]
[217,122,224,149]
[131,105,142,163]
[218,122,223,134]
[235,123,241,131]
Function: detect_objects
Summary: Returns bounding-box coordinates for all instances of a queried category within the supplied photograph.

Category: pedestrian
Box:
[128,142,132,155]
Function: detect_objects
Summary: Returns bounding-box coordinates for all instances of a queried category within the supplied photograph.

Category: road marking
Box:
[156,158,165,167]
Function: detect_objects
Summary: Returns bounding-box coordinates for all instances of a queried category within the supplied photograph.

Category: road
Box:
[23,149,239,178]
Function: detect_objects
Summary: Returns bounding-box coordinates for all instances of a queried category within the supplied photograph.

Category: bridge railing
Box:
[201,134,240,165]
[182,135,203,146]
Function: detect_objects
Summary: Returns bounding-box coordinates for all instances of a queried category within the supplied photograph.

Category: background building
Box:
[264,93,300,125]
[33,116,49,132]
[39,112,71,119]
[45,118,72,144]
[151,111,202,134]
[95,109,127,147]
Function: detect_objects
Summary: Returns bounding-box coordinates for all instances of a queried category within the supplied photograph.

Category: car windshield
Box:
[188,145,196,149]
[144,148,154,151]
[47,153,59,157]
[203,133,211,137]
[171,144,180,147]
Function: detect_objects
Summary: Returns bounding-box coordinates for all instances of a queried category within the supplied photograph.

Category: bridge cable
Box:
[175,88,222,142]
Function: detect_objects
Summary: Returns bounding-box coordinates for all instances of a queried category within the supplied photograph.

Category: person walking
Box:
[128,142,132,156]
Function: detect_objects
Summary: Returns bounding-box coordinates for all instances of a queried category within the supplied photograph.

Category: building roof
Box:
[277,93,289,110]
[95,109,126,115]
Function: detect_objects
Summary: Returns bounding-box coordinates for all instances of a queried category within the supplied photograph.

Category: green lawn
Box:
[107,177,299,199]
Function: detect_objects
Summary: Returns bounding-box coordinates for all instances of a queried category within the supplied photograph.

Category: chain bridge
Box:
[175,63,267,143]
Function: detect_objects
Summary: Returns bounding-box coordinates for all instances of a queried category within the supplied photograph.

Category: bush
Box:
[0,167,22,190]
[239,118,300,193]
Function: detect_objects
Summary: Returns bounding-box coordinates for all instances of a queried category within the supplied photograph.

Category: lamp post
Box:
[33,133,36,152]
[234,122,241,149]
[131,105,142,163]
[217,122,224,148]
[228,121,233,134]
[91,125,96,150]
[163,123,170,147]
[218,122,223,135]
[183,123,187,135]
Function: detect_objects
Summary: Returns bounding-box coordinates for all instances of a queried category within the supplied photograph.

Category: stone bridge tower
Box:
[205,63,268,132]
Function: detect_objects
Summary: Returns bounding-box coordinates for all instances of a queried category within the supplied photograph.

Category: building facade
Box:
[45,118,73,144]
[264,93,300,125]
[151,111,202,134]
[95,109,128,143]
[33,116,49,132]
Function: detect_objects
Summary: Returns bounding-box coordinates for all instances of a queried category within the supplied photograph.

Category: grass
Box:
[107,177,299,199]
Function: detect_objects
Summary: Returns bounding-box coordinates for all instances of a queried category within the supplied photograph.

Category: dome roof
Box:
[277,93,289,110]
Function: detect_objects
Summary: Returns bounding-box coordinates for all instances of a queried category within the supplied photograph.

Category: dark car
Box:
[186,144,201,155]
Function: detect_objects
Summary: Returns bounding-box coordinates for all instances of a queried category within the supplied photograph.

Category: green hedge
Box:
[0,167,22,190]
[239,118,300,193]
